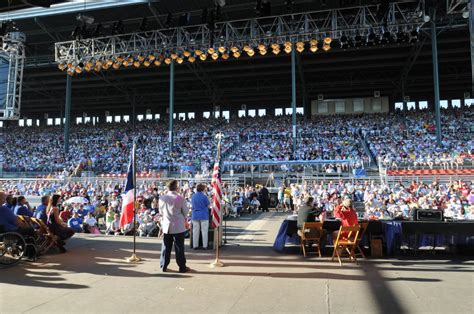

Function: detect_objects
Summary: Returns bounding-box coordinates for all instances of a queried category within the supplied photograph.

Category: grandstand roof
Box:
[2,0,471,117]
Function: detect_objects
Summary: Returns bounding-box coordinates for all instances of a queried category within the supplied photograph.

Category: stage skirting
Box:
[273,219,474,254]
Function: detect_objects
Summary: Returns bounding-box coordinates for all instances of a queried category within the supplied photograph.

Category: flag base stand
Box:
[210,258,224,267]
[126,253,142,263]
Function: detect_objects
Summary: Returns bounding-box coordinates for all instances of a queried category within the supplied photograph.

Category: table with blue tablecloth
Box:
[274,218,474,254]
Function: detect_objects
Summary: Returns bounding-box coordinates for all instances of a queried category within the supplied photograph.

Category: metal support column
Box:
[470,1,474,95]
[291,47,297,157]
[64,74,72,154]
[169,61,174,153]
[430,16,442,145]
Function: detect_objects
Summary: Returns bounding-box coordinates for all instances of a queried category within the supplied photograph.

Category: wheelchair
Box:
[0,229,28,266]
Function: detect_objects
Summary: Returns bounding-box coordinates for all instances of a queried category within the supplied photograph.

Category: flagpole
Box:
[127,139,142,263]
[211,132,224,268]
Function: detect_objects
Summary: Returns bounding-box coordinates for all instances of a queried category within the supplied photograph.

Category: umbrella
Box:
[65,196,89,205]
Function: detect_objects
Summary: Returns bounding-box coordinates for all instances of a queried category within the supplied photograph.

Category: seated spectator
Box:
[106,214,122,235]
[67,212,84,233]
[333,197,359,239]
[138,216,157,237]
[46,194,75,252]
[34,196,50,223]
[83,212,100,234]
[249,196,260,214]
[59,207,72,222]
[14,196,33,217]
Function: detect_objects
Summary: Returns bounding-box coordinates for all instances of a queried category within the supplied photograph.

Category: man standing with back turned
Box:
[159,180,191,273]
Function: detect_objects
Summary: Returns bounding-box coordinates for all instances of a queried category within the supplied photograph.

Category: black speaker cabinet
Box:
[414,209,443,221]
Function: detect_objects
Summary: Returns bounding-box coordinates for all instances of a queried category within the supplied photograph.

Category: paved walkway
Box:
[1,212,473,313]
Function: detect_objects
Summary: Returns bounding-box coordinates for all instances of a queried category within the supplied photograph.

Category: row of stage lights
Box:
[59,29,419,75]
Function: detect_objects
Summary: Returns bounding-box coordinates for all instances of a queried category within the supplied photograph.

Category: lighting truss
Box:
[0,32,26,120]
[446,0,469,14]
[55,1,428,75]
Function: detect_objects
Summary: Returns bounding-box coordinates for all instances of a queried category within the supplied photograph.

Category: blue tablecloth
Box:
[273,220,300,252]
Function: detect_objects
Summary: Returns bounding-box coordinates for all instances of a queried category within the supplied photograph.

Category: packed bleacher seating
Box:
[1,110,472,176]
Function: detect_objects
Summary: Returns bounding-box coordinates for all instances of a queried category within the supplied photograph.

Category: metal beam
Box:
[291,47,297,158]
[431,13,442,146]
[64,74,72,154]
[169,61,174,154]
[470,1,474,94]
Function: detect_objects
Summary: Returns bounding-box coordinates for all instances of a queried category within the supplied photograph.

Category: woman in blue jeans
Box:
[191,183,210,249]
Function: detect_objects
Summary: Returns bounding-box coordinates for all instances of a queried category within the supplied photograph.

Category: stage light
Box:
[154,59,161,66]
[322,43,331,52]
[113,62,121,70]
[75,65,82,74]
[272,47,280,55]
[296,41,304,53]
[324,36,332,45]
[199,53,207,61]
[67,69,74,76]
[218,46,226,53]
[85,61,93,71]
[133,60,141,68]
[143,60,151,67]
[183,50,191,58]
[211,52,219,60]
[309,45,317,53]
[188,56,196,63]
[170,52,178,60]
[138,55,145,62]
[243,44,251,52]
[106,59,113,67]
[102,63,110,70]
[67,61,74,69]
[195,49,203,56]
[94,65,101,72]
[284,44,292,54]
[58,63,67,71]
[117,56,125,63]
[176,57,184,64]
[233,51,241,58]
[221,53,229,60]
[247,48,255,57]
[271,43,280,50]
[230,46,239,53]
[208,47,215,54]
[127,55,134,63]
[257,43,266,51]
[123,59,130,67]
[95,60,103,68]
[164,57,172,64]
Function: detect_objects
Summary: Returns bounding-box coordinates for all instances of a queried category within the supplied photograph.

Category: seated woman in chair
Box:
[46,194,75,252]
[297,196,325,238]
[333,197,359,240]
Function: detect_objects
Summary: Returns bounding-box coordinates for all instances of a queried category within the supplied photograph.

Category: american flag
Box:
[211,158,222,229]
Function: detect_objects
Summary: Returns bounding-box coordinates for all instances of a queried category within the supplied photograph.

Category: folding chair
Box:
[332,225,361,266]
[355,222,369,259]
[300,222,324,257]
[30,217,57,255]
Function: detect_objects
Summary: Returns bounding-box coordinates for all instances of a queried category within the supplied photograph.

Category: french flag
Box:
[119,148,135,228]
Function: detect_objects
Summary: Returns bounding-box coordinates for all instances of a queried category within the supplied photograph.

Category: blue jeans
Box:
[160,232,187,271]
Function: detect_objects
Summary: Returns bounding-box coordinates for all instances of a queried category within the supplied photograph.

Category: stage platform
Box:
[1,212,473,314]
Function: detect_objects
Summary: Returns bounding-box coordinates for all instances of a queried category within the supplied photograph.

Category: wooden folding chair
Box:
[30,217,57,255]
[331,225,361,266]
[355,222,369,259]
[300,222,324,257]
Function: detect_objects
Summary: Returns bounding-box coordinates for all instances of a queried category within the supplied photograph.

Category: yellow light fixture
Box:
[230,46,239,53]
[324,36,332,45]
[95,60,103,67]
[113,62,121,70]
[84,63,93,72]
[170,52,178,60]
[133,61,141,68]
[257,43,266,51]
[75,66,82,74]
[296,43,305,53]
[323,44,331,51]
[148,54,156,61]
[310,45,318,53]
[259,48,267,55]
[218,46,226,53]
[102,63,110,70]
[233,51,241,58]
[58,63,67,71]
[143,60,151,67]
[188,56,196,63]
[67,69,74,76]
[195,49,203,56]
[199,53,207,61]
[164,57,172,64]
[117,56,125,63]
[271,43,280,50]
[138,55,145,62]
[284,45,292,54]
[106,59,113,66]
[67,62,74,69]
[221,53,229,60]
[272,48,280,55]
[122,60,129,67]
[183,51,191,58]
[247,49,255,57]
[176,57,184,64]
[94,65,101,72]
[243,44,251,52]
[154,60,161,66]
[208,47,215,54]
[127,56,134,63]
[211,52,218,60]
[284,41,292,48]
[310,39,318,46]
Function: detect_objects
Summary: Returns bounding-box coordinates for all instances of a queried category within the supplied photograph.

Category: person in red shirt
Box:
[333,197,359,241]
